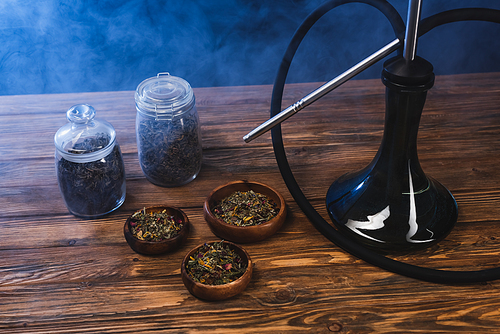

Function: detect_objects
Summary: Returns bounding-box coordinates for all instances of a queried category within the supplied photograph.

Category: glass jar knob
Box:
[67,104,96,124]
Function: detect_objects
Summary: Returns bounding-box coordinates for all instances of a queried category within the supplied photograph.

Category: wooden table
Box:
[1,72,500,333]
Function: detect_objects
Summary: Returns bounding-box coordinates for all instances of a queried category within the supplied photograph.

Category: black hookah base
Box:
[326,165,458,253]
[326,55,458,253]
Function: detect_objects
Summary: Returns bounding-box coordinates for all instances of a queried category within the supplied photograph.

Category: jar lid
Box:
[135,73,195,120]
[54,104,117,163]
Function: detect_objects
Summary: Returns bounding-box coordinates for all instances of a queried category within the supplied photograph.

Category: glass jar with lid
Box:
[54,104,126,218]
[135,73,202,187]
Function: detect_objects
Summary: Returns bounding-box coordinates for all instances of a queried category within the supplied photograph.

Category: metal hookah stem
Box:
[403,0,423,61]
[243,38,400,143]
[243,0,424,143]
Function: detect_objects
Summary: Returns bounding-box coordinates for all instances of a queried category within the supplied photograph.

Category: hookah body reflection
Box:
[326,55,457,252]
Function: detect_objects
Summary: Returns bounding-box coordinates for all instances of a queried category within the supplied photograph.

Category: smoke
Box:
[0,0,499,95]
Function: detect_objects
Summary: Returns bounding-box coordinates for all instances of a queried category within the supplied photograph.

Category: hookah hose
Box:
[270,0,500,283]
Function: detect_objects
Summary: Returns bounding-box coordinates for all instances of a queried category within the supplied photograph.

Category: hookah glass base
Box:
[326,55,458,253]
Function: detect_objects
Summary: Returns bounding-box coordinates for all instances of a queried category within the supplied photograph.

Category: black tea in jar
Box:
[135,73,202,187]
[54,104,126,218]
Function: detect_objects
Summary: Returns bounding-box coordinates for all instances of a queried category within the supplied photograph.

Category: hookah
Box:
[244,0,500,283]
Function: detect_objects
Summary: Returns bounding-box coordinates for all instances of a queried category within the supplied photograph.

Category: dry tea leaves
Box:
[137,112,202,186]
[57,133,125,217]
[186,241,247,285]
[130,208,184,241]
[66,133,110,154]
[212,190,279,226]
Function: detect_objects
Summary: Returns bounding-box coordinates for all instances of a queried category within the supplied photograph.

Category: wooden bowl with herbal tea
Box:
[181,240,253,301]
[124,206,190,255]
[203,180,286,243]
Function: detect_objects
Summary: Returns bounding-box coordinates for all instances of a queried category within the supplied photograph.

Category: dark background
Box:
[1,0,499,96]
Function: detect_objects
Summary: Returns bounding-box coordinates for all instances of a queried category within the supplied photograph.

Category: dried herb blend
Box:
[186,241,247,285]
[136,112,202,186]
[57,133,125,217]
[129,208,184,241]
[211,190,279,226]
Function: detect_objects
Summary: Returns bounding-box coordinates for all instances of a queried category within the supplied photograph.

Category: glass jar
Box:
[135,73,202,187]
[54,104,126,218]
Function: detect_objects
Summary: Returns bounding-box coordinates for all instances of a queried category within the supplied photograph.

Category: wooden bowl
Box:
[181,241,252,301]
[203,180,286,243]
[124,206,190,255]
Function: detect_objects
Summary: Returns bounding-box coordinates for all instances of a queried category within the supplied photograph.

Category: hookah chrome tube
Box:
[404,0,423,61]
[244,0,424,143]
[243,38,401,143]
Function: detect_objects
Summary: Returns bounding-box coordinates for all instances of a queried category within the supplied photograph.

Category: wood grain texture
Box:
[1,73,500,333]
